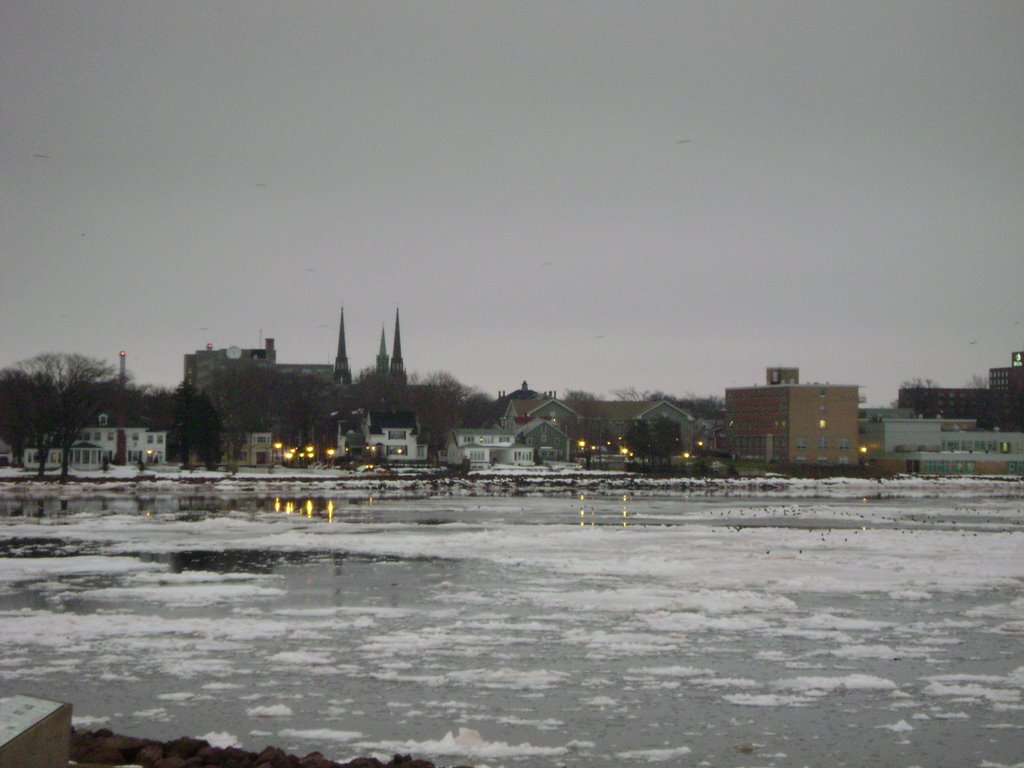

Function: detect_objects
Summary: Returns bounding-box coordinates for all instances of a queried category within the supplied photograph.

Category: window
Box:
[818,436,828,450]
[157,435,163,443]
[838,437,849,450]
[147,435,153,444]
[796,437,807,449]
[819,419,827,429]
[388,430,406,440]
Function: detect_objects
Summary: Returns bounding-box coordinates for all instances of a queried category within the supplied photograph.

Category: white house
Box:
[23,413,168,469]
[446,428,534,469]
[363,410,427,462]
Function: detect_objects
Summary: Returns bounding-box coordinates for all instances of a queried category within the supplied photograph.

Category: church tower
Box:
[390,308,405,380]
[375,325,390,376]
[334,306,352,385]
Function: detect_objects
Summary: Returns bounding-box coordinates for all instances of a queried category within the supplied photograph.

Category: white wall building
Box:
[23,413,167,469]
[446,429,534,469]
[363,411,427,462]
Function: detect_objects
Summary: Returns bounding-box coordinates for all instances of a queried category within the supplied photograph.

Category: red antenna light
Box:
[206,343,214,350]
[119,350,126,358]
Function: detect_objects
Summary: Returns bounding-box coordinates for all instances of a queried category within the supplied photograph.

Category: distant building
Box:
[445,429,534,469]
[23,413,167,469]
[501,396,577,431]
[898,350,1024,432]
[184,338,290,390]
[501,393,694,457]
[726,367,860,464]
[897,387,1011,430]
[184,306,410,391]
[514,418,569,463]
[989,350,1024,391]
[363,410,426,462]
[860,415,1024,475]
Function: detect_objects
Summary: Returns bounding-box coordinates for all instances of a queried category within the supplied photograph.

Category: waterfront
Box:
[1,485,1022,767]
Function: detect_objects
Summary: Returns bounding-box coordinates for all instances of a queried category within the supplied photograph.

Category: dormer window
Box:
[98,414,109,426]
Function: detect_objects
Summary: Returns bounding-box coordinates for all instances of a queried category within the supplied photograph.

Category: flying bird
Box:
[675,139,691,144]
[33,153,50,158]
[254,182,267,187]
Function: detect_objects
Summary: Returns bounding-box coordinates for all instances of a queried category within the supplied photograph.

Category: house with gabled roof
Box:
[363,410,427,462]
[501,397,578,431]
[514,417,570,463]
[586,400,694,437]
[445,428,534,469]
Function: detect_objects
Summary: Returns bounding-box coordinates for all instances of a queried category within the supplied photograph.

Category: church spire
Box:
[334,306,352,385]
[390,308,405,379]
[375,325,390,376]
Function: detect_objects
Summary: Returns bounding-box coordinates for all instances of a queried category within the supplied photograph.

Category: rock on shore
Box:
[70,728,472,768]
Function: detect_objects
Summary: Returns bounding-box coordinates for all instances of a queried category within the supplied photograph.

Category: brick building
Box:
[726,368,860,465]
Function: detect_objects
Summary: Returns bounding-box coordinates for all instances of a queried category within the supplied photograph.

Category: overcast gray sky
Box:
[2,1,1022,404]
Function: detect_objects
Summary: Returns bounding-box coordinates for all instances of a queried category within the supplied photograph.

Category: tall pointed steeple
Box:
[375,325,390,376]
[390,308,405,380]
[334,306,352,385]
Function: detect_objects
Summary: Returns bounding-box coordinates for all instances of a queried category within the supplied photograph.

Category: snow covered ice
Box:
[1,477,1022,766]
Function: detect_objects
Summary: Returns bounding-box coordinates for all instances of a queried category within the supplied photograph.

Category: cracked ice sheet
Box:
[3,504,1024,594]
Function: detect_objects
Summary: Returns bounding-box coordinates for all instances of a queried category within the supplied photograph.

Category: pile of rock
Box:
[70,728,469,768]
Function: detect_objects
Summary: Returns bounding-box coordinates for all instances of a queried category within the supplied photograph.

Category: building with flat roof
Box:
[726,368,860,465]
[859,415,1024,475]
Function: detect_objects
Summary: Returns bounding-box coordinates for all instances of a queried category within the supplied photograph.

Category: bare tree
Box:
[610,386,647,402]
[0,367,55,470]
[965,374,989,389]
[13,354,114,480]
[900,378,941,389]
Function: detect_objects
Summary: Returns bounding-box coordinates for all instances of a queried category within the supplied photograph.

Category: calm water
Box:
[1,491,1022,767]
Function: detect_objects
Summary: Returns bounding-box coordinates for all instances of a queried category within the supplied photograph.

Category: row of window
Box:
[795,436,851,450]
[82,431,164,444]
[794,456,851,464]
[943,440,1016,454]
[24,448,164,465]
[461,435,513,445]
[923,460,976,474]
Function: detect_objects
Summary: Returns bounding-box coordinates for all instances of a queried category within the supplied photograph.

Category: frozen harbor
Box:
[1,479,1023,767]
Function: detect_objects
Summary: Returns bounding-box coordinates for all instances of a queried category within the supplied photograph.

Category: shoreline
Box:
[71,726,470,768]
[1,473,1022,511]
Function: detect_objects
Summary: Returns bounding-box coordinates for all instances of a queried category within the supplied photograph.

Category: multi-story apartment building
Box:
[726,368,860,465]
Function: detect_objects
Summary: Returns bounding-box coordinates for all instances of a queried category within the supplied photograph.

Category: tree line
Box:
[1,352,724,476]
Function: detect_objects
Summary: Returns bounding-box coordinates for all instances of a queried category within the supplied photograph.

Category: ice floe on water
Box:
[247,704,294,717]
[614,745,692,761]
[361,727,572,760]
[1,486,1023,766]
